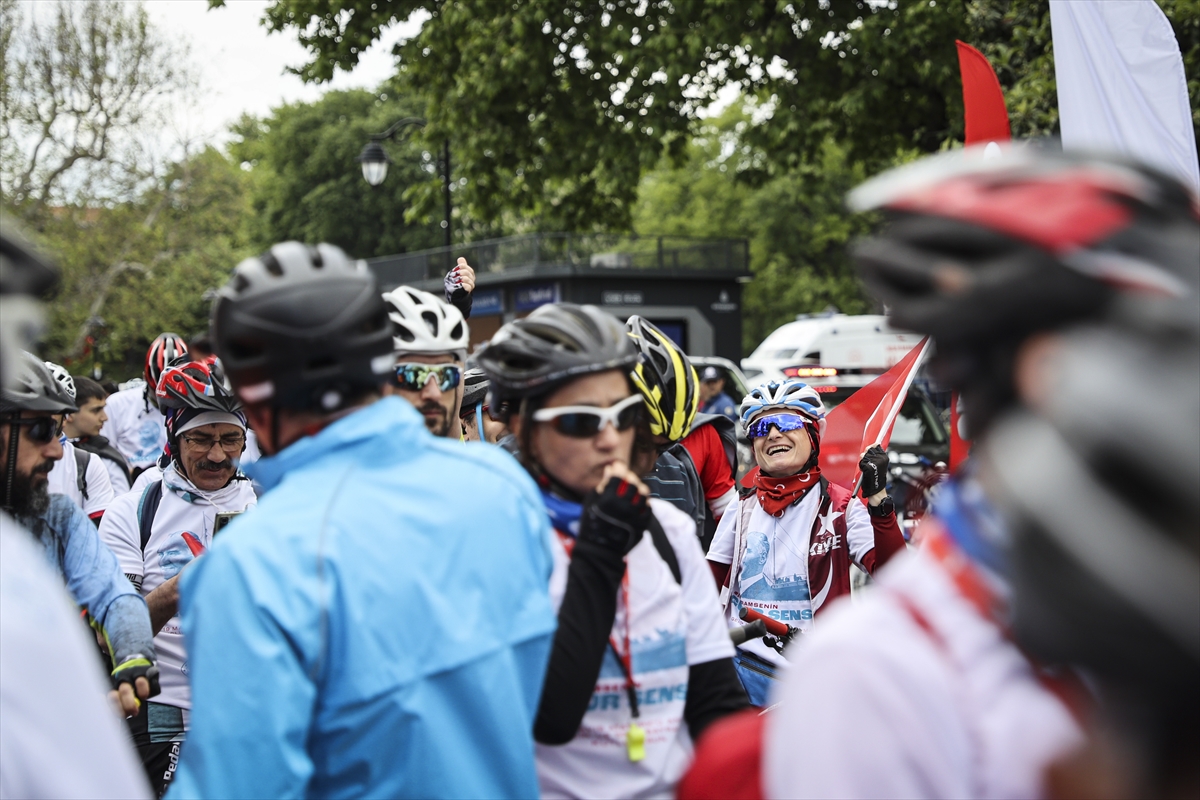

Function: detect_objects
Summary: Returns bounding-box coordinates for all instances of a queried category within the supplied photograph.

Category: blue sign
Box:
[514,282,560,312]
[472,289,504,316]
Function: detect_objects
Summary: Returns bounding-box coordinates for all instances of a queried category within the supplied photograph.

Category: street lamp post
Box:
[356,117,453,249]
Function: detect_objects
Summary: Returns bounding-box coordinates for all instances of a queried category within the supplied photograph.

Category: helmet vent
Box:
[233,273,250,293]
[308,245,324,268]
[392,320,415,343]
[261,252,284,276]
[420,310,438,335]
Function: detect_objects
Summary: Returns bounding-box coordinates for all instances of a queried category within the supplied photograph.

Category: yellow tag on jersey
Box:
[627,721,646,762]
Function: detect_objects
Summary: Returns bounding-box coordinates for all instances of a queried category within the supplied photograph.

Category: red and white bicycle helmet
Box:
[145,332,189,389]
[156,357,241,414]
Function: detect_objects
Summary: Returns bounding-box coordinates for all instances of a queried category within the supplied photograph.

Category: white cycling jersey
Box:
[99,462,257,711]
[47,441,115,521]
[1,513,151,799]
[100,387,166,471]
[537,499,734,800]
[762,546,1083,799]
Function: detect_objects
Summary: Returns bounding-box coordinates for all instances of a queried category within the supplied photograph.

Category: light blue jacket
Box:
[167,398,557,799]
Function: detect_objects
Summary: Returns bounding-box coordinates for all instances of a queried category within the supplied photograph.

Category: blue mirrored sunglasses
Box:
[747,413,810,439]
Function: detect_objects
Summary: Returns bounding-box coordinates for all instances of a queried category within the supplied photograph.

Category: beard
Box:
[419,402,453,438]
[2,458,54,518]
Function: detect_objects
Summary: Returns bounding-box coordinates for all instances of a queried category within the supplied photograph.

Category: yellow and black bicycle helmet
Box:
[626,315,699,443]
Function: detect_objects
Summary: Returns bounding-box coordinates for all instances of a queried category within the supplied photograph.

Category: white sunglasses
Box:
[531,394,644,438]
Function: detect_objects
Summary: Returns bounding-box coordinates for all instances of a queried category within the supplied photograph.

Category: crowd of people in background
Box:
[1,144,1196,800]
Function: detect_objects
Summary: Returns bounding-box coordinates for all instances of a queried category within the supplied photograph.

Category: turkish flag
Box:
[819,338,932,490]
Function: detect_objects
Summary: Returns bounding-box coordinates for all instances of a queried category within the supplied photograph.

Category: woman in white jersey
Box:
[707,378,906,705]
[478,303,748,799]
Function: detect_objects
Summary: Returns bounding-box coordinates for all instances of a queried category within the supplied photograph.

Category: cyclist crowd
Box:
[1,145,1196,800]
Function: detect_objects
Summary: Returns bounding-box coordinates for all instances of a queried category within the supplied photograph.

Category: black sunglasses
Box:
[6,416,63,445]
[531,395,644,439]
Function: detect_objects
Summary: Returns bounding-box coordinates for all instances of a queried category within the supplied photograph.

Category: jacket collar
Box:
[245,397,426,492]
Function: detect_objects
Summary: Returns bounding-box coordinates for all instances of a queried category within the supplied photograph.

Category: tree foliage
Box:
[227,89,445,257]
[633,111,874,352]
[0,0,192,219]
[0,0,245,379]
[37,147,255,379]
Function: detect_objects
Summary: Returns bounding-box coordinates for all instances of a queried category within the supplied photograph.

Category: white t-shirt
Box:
[536,499,735,800]
[708,488,876,666]
[47,440,115,520]
[100,387,166,470]
[98,464,257,711]
[99,454,132,496]
[1,513,151,800]
[762,548,1083,799]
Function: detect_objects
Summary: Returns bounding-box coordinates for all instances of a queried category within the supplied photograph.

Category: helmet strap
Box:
[3,419,20,512]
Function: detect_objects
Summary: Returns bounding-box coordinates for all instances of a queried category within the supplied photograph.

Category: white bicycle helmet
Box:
[739,378,827,437]
[381,285,469,360]
[45,360,75,403]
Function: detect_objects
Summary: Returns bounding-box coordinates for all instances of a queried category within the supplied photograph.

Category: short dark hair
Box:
[71,376,107,405]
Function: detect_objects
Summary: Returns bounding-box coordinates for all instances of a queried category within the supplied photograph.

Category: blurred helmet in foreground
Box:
[0,223,57,390]
[849,144,1199,437]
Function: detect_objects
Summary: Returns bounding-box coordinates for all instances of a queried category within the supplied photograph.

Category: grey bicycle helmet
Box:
[981,296,1199,703]
[460,367,490,413]
[211,242,393,412]
[1,351,78,415]
[1,224,57,389]
[477,303,637,407]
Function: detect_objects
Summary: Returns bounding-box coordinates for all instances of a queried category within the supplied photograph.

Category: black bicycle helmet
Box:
[626,315,699,443]
[1,351,79,415]
[460,367,490,413]
[982,296,1199,704]
[477,303,638,408]
[850,145,1199,438]
[211,242,393,412]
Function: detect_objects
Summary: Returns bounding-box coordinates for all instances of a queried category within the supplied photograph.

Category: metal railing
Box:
[367,232,748,287]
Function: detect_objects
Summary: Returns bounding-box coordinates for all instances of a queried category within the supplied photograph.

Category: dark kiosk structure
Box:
[368,233,751,361]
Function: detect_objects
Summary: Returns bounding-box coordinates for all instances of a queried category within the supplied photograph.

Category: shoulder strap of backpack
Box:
[72,447,90,501]
[647,514,682,585]
[137,480,164,554]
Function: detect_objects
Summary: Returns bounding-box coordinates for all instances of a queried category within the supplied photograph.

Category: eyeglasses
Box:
[393,363,461,393]
[747,412,811,439]
[6,416,63,444]
[532,394,643,438]
[180,433,246,453]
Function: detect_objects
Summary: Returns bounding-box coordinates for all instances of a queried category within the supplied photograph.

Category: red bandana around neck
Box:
[749,465,822,516]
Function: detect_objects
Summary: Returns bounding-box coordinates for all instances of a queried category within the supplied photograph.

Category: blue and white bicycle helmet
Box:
[739,378,827,438]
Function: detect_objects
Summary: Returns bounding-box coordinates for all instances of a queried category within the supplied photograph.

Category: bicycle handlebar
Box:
[728,618,767,646]
[738,606,792,637]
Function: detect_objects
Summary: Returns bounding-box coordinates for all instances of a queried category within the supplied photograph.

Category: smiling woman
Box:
[706,377,907,706]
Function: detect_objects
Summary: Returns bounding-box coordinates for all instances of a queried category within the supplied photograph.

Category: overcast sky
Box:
[84,1,421,147]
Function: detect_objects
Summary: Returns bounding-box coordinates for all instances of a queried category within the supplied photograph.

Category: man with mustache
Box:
[1,351,159,721]
[380,285,469,438]
[99,357,257,798]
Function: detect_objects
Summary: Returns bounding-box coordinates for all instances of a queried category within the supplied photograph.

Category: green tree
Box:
[227,0,1198,231]
[37,147,256,379]
[229,89,450,257]
[633,111,873,353]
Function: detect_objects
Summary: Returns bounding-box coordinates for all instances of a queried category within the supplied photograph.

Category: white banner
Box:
[1051,0,1200,195]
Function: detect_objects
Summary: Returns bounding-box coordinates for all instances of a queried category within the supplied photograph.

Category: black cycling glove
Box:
[859,445,890,497]
[578,476,651,556]
[112,655,161,698]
